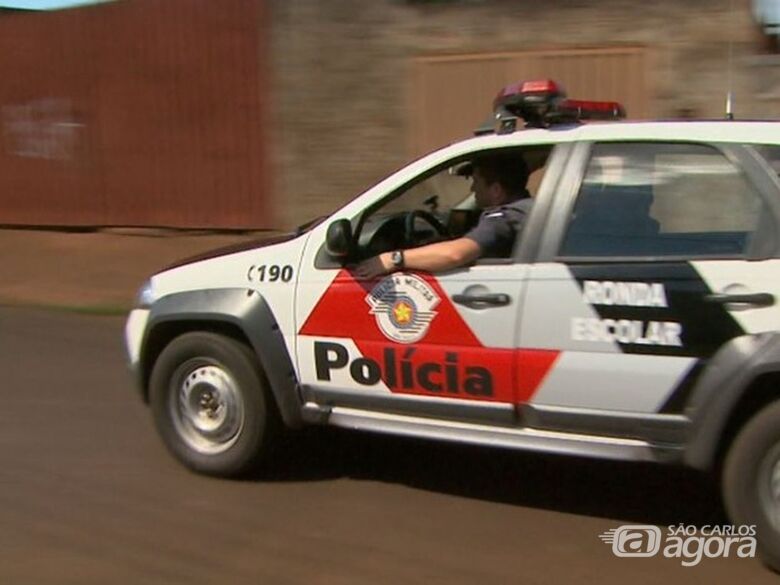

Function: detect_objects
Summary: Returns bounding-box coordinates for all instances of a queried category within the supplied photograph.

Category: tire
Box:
[149,332,278,478]
[723,401,780,572]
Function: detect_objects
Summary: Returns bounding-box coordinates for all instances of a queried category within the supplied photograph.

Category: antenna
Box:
[726,91,734,121]
[726,0,735,119]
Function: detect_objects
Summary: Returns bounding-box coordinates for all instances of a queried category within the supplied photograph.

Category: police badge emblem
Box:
[365,273,440,344]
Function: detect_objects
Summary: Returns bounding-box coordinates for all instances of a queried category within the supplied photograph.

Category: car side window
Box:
[355,145,552,259]
[353,163,475,259]
[559,142,764,259]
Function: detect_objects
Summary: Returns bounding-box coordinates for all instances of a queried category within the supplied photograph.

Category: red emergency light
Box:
[493,79,564,111]
[556,98,626,120]
[487,79,626,133]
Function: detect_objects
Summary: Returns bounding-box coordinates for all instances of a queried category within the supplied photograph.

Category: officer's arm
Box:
[355,238,481,278]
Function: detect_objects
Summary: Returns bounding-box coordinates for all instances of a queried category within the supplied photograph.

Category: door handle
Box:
[705,292,775,308]
[452,293,511,308]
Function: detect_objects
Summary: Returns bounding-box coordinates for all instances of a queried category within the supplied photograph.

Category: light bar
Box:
[487,79,626,131]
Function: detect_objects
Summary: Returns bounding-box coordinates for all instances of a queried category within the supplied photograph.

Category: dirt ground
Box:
[0,228,273,311]
[2,308,775,584]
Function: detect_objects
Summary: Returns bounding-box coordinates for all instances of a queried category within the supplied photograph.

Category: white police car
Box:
[125,80,780,570]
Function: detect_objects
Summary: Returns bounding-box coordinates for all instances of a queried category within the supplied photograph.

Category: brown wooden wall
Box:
[409,47,650,158]
[0,0,270,229]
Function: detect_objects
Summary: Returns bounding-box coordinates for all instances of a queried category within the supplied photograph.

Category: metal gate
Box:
[0,0,270,229]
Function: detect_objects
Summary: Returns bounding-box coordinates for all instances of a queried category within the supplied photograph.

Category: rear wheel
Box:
[723,401,780,572]
[150,332,278,477]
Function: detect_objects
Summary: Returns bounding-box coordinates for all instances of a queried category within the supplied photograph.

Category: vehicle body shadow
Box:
[256,426,725,527]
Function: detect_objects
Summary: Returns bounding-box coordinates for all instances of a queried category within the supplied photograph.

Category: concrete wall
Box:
[269,0,773,229]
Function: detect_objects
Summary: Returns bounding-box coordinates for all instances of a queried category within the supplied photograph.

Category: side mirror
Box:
[326,219,353,258]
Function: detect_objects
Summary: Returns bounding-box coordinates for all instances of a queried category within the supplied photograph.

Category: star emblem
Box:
[393,300,413,325]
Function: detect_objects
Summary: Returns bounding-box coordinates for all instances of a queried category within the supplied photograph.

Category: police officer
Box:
[355,153,532,278]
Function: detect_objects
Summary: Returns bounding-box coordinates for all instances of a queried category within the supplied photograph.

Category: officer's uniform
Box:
[464,195,533,258]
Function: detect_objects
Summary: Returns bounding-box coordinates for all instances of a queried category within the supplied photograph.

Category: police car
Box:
[125,80,780,570]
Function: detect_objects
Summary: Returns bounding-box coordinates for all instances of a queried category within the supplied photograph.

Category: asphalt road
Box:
[1,307,776,584]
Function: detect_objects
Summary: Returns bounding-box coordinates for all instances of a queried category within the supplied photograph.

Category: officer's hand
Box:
[354,253,393,280]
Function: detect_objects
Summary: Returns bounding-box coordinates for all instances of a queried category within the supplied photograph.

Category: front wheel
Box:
[723,401,780,572]
[149,332,278,477]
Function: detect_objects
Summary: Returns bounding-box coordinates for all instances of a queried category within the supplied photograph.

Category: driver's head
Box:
[467,154,530,209]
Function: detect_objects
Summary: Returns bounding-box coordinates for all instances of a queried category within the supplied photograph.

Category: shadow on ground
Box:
[256,426,724,527]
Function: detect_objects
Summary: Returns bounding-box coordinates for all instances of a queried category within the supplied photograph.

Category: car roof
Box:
[454,120,780,151]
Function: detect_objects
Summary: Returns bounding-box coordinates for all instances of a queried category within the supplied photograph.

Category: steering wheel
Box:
[404,210,448,245]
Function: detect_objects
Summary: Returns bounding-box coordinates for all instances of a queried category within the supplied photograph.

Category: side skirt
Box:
[301,403,684,464]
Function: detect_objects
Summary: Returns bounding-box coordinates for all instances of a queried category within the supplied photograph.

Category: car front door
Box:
[294,142,571,425]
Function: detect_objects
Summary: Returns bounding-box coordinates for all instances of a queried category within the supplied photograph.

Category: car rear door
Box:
[515,140,780,438]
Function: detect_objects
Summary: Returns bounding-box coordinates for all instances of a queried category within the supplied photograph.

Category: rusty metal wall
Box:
[0,0,270,229]
[409,47,650,157]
